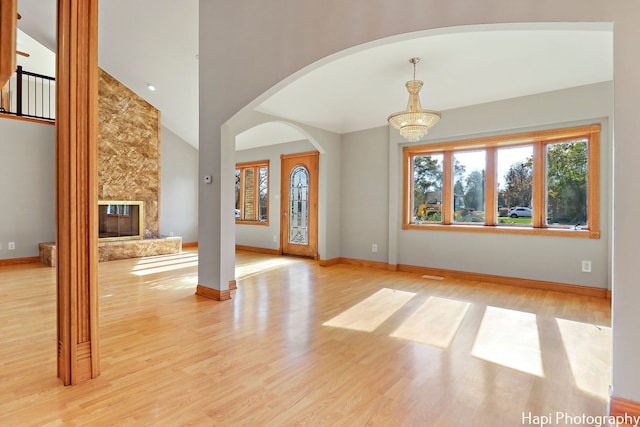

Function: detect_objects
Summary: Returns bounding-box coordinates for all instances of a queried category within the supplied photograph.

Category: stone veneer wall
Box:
[98,69,160,239]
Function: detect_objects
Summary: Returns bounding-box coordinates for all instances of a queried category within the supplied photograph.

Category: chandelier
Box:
[387,57,441,142]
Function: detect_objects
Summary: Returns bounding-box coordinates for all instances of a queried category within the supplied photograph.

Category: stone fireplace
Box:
[98,69,160,239]
[38,70,183,267]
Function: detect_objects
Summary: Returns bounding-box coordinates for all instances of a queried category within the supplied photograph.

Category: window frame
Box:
[402,124,600,239]
[235,160,269,226]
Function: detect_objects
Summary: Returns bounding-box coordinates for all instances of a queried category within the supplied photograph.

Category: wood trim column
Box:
[442,151,453,224]
[485,147,496,225]
[1,82,8,111]
[532,142,545,228]
[0,0,17,87]
[56,0,100,385]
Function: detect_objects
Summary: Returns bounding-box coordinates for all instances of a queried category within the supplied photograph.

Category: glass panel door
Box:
[280,151,318,258]
[289,166,309,245]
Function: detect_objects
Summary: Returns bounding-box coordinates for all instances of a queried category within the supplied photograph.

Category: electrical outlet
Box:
[581,260,592,273]
[273,235,277,242]
[372,244,378,253]
[8,242,15,250]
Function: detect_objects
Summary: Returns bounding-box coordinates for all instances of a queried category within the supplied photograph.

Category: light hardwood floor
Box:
[0,250,615,426]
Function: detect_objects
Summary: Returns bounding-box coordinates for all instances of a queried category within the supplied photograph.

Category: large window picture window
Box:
[235,160,269,224]
[403,125,600,238]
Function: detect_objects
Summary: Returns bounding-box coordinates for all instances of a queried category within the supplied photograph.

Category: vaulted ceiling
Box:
[15,2,612,151]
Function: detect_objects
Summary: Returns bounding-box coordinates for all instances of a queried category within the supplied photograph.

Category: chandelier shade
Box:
[388,58,440,142]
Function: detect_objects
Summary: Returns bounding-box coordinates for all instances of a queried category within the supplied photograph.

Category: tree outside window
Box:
[413,154,443,223]
[546,140,588,227]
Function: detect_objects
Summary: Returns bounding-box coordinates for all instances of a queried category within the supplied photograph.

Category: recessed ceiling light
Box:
[147,84,156,91]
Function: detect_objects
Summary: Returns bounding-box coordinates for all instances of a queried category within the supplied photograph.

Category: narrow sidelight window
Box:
[235,160,269,224]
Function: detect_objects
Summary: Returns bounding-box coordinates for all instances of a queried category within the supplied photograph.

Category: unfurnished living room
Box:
[1,1,640,427]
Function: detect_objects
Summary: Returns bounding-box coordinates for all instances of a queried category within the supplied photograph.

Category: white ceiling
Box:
[15,29,55,77]
[16,0,199,148]
[235,122,309,151]
[14,3,613,151]
[258,25,613,135]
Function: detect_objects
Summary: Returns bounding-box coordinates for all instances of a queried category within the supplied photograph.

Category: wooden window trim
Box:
[235,160,269,226]
[485,146,497,226]
[403,124,601,239]
[443,151,453,224]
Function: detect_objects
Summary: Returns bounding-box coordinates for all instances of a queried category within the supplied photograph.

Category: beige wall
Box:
[98,69,161,239]
[0,118,55,259]
[160,126,198,243]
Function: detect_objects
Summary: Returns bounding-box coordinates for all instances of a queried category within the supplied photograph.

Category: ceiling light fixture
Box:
[147,84,156,92]
[388,57,441,142]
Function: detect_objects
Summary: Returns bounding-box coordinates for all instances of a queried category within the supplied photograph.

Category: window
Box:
[453,150,486,224]
[235,160,269,224]
[497,145,533,226]
[403,125,600,238]
[413,153,444,223]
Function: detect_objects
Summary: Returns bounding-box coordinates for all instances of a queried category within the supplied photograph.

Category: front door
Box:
[280,151,318,258]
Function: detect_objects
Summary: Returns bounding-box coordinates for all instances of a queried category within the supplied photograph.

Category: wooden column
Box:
[1,82,8,111]
[0,0,17,87]
[56,0,100,385]
[0,0,18,87]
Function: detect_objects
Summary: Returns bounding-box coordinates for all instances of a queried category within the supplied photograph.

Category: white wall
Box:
[0,119,55,259]
[160,126,199,243]
[317,134,342,261]
[340,126,390,261]
[235,139,315,250]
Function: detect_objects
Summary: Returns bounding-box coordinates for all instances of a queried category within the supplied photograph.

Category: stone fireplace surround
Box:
[39,70,182,266]
[98,69,161,240]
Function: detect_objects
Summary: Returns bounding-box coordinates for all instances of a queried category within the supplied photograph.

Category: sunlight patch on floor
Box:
[133,252,198,264]
[235,257,297,280]
[472,306,544,377]
[132,258,199,276]
[390,296,470,348]
[323,288,416,333]
[132,254,199,271]
[149,275,199,290]
[556,317,612,399]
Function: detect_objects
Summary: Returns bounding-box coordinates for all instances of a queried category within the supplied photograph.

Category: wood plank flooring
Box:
[0,250,615,426]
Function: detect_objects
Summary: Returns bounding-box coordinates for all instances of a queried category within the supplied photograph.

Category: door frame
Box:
[280,151,319,259]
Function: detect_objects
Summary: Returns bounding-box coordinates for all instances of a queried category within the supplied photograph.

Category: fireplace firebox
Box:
[98,201,143,241]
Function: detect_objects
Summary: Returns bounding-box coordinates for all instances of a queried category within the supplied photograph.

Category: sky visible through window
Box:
[460,146,533,189]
